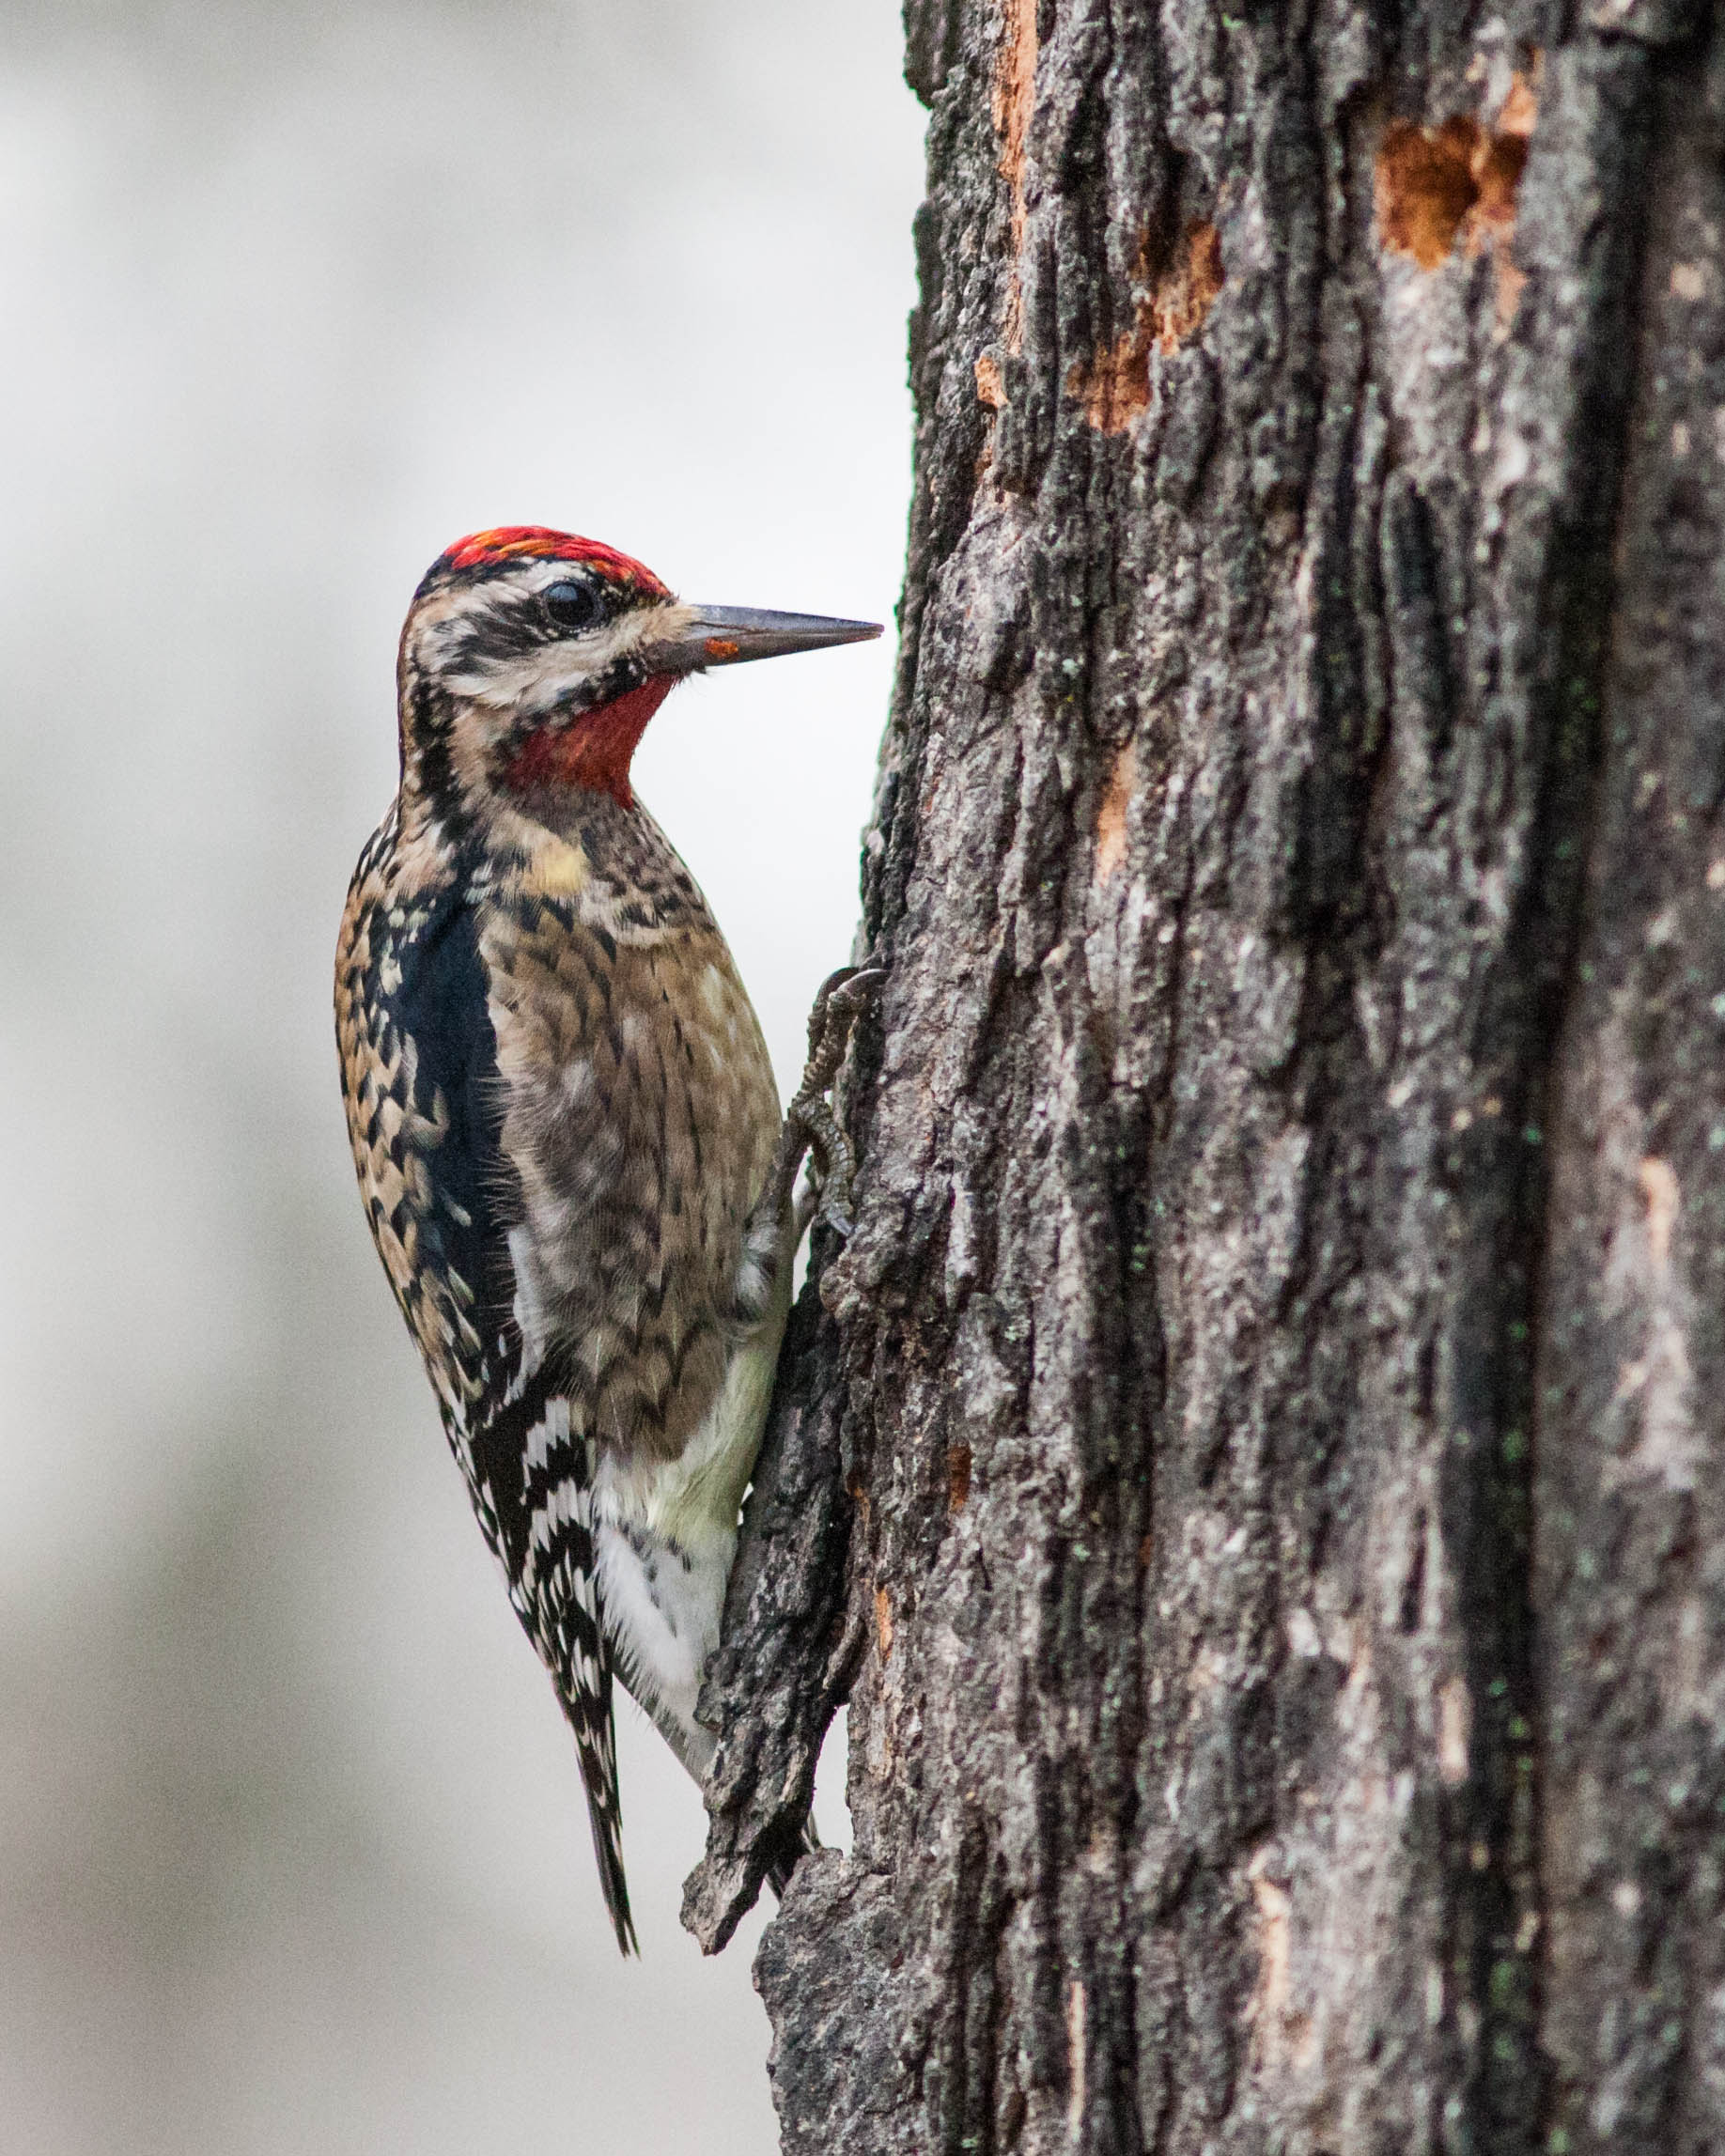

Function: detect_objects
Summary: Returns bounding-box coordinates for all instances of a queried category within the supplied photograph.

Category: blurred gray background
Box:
[0,4,922,2148]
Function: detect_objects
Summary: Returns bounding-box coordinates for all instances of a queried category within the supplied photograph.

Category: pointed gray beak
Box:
[647,604,881,674]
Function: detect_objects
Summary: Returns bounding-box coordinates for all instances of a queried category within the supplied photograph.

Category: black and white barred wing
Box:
[337,856,637,1954]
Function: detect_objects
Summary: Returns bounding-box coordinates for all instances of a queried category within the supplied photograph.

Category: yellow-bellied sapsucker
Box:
[334,526,878,1951]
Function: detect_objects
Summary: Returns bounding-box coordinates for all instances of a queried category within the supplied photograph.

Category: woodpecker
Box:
[334,525,879,1953]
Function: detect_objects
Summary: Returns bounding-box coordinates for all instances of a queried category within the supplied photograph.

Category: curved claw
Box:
[758,959,887,1245]
[801,966,887,1081]
[794,1095,856,1223]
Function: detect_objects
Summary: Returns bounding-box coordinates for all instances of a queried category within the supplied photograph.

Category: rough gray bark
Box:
[688,3,1725,2149]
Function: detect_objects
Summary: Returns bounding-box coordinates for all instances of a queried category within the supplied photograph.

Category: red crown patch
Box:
[431,526,670,597]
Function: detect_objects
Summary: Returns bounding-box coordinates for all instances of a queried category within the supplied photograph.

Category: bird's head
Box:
[396,525,879,825]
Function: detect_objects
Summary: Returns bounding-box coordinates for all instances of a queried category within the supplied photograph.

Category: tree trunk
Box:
[687,3,1725,2150]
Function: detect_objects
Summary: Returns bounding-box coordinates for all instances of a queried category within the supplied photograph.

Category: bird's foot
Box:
[768,964,885,1241]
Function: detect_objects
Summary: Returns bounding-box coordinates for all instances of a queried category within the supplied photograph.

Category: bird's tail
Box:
[567,1663,638,1956]
[582,1773,638,1957]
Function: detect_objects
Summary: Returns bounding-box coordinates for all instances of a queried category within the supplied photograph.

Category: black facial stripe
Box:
[438,589,538,673]
[439,582,658,676]
[572,650,645,711]
[505,652,647,751]
[401,674,477,845]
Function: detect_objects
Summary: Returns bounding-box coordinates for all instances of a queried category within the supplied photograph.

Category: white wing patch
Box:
[506,1223,552,1397]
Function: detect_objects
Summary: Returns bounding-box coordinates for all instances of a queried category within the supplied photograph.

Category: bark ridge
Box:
[691,5,1725,2150]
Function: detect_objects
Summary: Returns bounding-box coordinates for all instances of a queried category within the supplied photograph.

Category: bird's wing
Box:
[338,845,522,1501]
[337,842,637,1954]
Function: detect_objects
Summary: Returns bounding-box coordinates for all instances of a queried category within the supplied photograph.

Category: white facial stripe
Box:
[415,569,697,715]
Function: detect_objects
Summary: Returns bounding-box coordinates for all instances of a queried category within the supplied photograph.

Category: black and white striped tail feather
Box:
[468,1367,638,1955]
[458,1365,814,1954]
[540,1520,636,1956]
[567,1644,637,1956]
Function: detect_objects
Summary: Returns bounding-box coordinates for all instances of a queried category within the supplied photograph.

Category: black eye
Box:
[542,579,604,632]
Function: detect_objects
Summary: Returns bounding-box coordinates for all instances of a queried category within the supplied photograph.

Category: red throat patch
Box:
[505,675,677,809]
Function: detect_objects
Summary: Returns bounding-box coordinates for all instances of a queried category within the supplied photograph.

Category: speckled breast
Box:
[477,792,781,1469]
